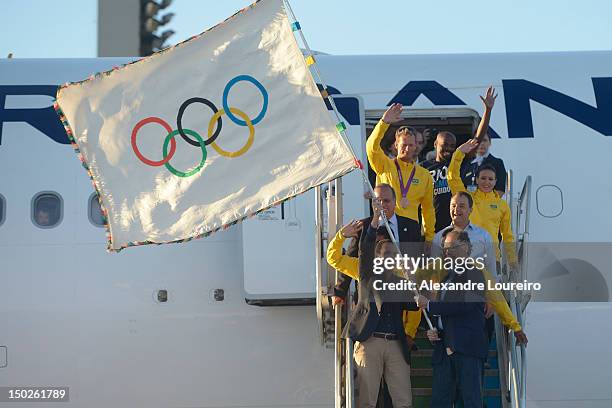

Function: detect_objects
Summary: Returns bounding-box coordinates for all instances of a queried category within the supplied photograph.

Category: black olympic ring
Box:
[176,97,223,147]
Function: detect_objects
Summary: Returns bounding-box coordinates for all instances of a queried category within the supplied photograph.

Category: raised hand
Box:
[370,198,383,228]
[340,219,363,238]
[480,86,497,110]
[458,139,479,154]
[382,103,403,124]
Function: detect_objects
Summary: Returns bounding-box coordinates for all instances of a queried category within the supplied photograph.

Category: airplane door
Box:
[242,95,367,303]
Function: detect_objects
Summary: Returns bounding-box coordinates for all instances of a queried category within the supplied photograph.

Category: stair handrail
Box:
[497,171,531,408]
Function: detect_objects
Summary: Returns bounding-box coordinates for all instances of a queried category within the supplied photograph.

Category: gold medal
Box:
[400,197,409,208]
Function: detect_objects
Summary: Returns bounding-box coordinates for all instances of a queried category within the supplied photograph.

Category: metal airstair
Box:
[315,172,532,408]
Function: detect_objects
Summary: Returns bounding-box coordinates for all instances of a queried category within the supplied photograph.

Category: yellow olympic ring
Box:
[208,107,255,158]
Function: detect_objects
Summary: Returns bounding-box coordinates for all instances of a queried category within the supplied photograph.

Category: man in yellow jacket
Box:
[367,104,436,251]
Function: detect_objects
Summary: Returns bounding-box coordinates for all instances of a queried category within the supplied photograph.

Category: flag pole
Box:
[283,0,434,330]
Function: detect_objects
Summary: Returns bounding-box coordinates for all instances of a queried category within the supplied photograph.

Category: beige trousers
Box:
[354,336,413,408]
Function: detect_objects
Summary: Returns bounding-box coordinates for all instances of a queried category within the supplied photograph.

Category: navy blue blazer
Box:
[428,269,488,362]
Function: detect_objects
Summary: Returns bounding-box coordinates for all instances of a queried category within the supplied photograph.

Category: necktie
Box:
[388,221,396,238]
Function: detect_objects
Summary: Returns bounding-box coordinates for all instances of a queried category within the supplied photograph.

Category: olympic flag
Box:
[54,0,357,251]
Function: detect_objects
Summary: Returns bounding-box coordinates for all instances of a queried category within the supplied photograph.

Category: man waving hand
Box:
[367,103,436,253]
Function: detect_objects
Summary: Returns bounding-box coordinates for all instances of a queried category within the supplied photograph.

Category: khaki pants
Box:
[354,337,413,408]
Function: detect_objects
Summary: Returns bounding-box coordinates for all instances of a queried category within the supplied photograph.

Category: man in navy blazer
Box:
[416,228,488,408]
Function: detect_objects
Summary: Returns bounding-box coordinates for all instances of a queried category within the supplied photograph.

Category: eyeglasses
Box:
[442,242,468,252]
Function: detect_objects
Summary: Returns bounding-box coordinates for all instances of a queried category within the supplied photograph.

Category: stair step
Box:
[411,368,499,377]
[412,349,497,358]
[412,395,431,408]
[412,388,501,397]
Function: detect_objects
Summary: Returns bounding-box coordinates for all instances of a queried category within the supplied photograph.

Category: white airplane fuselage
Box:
[1,51,611,407]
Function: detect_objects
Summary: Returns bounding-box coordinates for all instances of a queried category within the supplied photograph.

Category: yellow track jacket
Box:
[366,120,436,241]
[448,150,517,264]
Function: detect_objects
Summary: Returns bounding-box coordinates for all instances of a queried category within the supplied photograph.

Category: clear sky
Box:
[1,0,610,58]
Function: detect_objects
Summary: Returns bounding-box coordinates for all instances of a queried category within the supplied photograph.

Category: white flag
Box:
[55,0,356,251]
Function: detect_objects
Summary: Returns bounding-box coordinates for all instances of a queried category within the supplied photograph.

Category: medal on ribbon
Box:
[394,159,416,209]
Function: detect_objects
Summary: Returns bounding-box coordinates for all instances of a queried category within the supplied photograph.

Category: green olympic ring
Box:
[162,128,207,178]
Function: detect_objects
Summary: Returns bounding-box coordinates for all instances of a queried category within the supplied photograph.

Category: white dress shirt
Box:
[379,213,399,240]
[471,151,490,166]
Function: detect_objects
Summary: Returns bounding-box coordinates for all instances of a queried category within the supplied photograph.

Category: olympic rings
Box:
[222,75,268,126]
[132,117,176,166]
[163,129,207,178]
[131,74,267,178]
[176,97,222,147]
[209,108,254,158]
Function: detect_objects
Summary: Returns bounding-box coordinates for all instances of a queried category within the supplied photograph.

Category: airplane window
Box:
[88,193,105,227]
[32,192,63,228]
[536,184,563,218]
[0,194,5,226]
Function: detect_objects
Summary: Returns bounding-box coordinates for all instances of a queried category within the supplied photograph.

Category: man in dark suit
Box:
[341,198,420,408]
[331,183,422,304]
[416,229,488,408]
[327,184,423,407]
[329,183,422,344]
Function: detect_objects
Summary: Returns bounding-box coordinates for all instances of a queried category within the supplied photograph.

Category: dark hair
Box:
[375,239,395,256]
[441,228,471,247]
[476,164,497,179]
[376,227,392,242]
[374,183,396,201]
[452,191,473,209]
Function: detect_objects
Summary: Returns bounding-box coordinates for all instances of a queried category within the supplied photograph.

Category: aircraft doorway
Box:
[364,108,481,198]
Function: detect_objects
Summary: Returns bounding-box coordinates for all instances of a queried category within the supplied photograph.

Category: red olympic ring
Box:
[131,117,176,166]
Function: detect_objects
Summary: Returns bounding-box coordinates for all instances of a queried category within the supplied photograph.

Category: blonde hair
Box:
[395,126,417,142]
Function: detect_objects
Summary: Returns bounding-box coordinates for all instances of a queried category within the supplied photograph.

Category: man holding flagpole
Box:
[367,104,436,254]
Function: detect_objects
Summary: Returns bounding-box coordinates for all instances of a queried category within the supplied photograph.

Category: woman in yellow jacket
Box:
[448,139,517,268]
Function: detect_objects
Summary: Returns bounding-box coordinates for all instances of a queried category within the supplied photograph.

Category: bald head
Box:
[374,183,396,219]
[434,131,456,162]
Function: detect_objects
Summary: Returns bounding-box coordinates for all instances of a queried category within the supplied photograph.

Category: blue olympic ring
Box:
[222,75,268,126]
